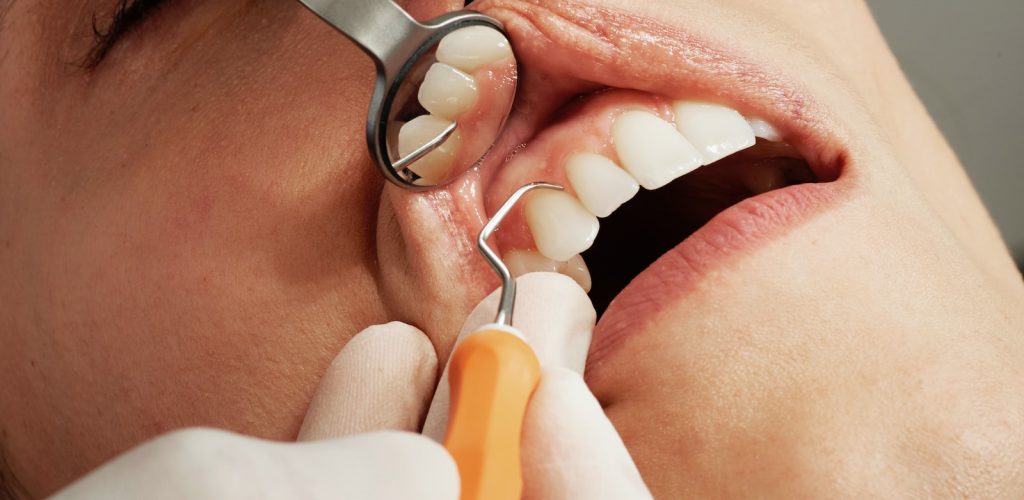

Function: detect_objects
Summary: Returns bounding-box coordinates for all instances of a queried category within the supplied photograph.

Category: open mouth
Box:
[378,1,849,364]
[476,89,832,318]
[582,136,818,315]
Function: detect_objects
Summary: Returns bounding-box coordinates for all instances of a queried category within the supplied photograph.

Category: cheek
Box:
[8,110,388,495]
[1,8,395,492]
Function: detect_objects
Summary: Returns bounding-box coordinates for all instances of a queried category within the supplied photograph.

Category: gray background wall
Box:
[867,0,1023,271]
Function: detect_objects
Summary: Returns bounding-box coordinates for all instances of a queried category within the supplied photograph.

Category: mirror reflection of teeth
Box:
[418,63,479,119]
[397,27,513,183]
[436,25,514,73]
[397,115,462,184]
[512,100,786,287]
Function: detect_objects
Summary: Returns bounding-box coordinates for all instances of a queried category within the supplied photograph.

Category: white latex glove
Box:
[53,273,649,499]
[424,273,651,499]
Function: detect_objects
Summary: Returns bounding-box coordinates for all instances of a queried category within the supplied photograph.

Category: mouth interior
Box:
[583,140,818,316]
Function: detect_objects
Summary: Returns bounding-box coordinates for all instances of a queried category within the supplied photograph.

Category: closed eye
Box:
[85,0,169,69]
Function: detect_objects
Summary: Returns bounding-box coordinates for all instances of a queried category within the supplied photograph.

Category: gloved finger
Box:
[522,368,652,500]
[422,272,595,440]
[53,429,459,500]
[298,321,438,441]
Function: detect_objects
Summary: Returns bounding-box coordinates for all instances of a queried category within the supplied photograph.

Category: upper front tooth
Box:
[398,115,462,184]
[418,63,478,119]
[504,249,560,278]
[525,190,599,262]
[747,117,782,142]
[565,153,639,218]
[673,101,756,164]
[612,110,703,190]
[436,26,514,73]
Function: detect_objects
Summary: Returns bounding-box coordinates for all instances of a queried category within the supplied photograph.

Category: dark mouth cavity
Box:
[583,140,818,316]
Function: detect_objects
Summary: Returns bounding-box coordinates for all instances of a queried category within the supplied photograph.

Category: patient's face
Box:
[2,0,1023,497]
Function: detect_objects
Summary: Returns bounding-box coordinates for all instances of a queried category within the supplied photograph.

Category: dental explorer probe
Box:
[443,182,564,500]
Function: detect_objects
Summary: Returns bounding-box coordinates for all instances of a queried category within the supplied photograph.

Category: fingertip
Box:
[299,322,440,441]
[340,321,437,368]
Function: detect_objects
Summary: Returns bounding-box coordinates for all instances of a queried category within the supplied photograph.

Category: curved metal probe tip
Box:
[393,121,458,174]
[478,182,564,327]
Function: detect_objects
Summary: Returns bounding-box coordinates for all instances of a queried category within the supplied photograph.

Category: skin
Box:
[1,0,1022,498]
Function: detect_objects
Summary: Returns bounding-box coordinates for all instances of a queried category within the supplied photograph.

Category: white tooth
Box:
[565,153,639,218]
[525,190,599,262]
[741,162,787,195]
[398,115,462,184]
[612,110,703,190]
[417,63,478,119]
[672,101,756,164]
[560,254,593,293]
[504,249,560,277]
[436,26,513,73]
[747,117,783,142]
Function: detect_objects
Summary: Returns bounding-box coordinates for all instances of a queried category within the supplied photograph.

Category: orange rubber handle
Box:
[443,327,541,500]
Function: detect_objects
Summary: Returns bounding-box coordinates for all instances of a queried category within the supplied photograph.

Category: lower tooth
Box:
[561,254,592,293]
[504,249,560,277]
[503,250,593,293]
[398,115,462,183]
[525,190,599,262]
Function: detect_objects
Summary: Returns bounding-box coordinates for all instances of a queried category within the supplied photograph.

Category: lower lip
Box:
[585,180,846,376]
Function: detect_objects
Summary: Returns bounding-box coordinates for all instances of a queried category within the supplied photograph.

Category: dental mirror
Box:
[298,0,518,189]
